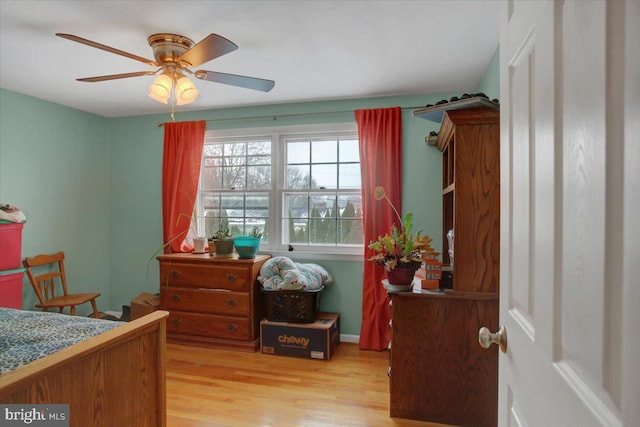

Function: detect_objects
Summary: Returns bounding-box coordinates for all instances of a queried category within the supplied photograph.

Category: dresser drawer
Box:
[167,311,251,341]
[162,287,249,316]
[160,263,250,291]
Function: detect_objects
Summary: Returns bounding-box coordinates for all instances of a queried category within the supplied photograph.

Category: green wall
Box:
[0,89,110,311]
[0,49,498,336]
[476,47,500,100]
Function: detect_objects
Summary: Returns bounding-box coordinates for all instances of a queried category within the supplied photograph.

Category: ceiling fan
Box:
[56,32,275,105]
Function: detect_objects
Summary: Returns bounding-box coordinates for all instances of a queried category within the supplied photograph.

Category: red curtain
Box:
[162,121,206,253]
[355,107,402,350]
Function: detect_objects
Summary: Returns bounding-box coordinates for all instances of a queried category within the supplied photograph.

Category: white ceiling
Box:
[0,0,500,118]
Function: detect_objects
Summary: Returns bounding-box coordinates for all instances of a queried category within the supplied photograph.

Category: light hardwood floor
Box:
[166,342,451,427]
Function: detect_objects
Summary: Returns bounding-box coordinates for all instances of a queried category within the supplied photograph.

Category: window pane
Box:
[224,156,246,168]
[339,163,361,189]
[311,164,337,189]
[248,155,270,165]
[338,219,364,244]
[245,208,268,219]
[339,139,359,162]
[203,194,220,209]
[287,141,309,164]
[204,144,222,157]
[223,166,245,190]
[204,216,225,237]
[246,193,269,208]
[247,165,271,190]
[312,139,337,163]
[286,218,308,244]
[202,166,221,190]
[247,140,270,155]
[310,194,335,218]
[310,217,336,244]
[338,194,362,214]
[286,165,311,189]
[284,194,309,218]
[204,157,222,167]
[202,192,270,240]
[224,142,246,156]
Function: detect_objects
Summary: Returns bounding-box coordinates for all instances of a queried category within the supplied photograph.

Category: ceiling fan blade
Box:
[56,33,158,66]
[195,70,275,92]
[177,34,238,68]
[77,71,157,82]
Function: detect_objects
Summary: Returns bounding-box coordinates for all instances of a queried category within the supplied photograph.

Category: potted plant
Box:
[210,221,234,258]
[367,186,436,289]
[233,226,262,259]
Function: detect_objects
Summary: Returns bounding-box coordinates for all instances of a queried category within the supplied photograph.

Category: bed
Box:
[0,308,168,427]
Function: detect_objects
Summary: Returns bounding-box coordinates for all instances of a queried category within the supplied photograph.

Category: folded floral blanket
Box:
[0,203,26,223]
[258,256,333,290]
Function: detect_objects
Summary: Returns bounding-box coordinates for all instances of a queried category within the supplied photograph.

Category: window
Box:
[197,123,363,256]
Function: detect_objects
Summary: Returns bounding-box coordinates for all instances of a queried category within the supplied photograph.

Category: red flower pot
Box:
[385,263,420,286]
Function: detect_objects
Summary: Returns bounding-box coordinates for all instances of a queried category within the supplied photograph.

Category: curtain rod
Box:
[156,105,425,127]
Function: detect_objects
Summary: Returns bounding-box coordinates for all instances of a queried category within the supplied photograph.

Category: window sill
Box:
[259,251,363,262]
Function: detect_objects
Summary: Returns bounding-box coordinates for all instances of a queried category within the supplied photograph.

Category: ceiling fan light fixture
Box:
[175,75,199,105]
[148,73,172,104]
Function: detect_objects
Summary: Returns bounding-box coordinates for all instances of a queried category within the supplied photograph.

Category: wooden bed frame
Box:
[0,310,169,427]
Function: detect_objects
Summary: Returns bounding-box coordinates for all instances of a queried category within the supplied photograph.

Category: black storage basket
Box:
[262,286,324,323]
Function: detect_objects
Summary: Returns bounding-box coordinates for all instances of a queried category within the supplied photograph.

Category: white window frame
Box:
[201,123,363,261]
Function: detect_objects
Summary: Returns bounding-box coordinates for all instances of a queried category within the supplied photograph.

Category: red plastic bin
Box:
[0,268,24,309]
[0,221,24,270]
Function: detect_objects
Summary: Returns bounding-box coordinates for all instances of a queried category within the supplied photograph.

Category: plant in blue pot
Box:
[233,226,262,259]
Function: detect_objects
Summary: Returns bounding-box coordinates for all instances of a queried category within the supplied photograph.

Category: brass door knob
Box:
[478,325,507,353]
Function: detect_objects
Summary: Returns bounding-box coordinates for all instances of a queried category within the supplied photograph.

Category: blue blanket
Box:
[0,308,123,375]
[258,256,334,290]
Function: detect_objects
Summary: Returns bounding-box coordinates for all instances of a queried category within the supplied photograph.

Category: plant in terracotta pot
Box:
[210,221,234,258]
[367,186,435,289]
[233,226,262,259]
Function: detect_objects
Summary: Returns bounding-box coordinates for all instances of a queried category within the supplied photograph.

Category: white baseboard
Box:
[340,334,359,343]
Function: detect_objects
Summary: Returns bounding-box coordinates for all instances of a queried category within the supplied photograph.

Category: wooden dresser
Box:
[157,253,270,352]
[389,107,500,426]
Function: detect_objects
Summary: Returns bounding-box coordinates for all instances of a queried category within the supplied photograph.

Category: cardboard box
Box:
[130,292,161,320]
[261,312,340,361]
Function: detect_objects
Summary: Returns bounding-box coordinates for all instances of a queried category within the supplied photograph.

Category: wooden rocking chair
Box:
[23,251,101,317]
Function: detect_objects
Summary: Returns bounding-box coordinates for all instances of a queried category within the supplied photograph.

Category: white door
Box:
[497,1,639,426]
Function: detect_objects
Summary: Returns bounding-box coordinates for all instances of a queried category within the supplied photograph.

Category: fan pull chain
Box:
[170,79,176,122]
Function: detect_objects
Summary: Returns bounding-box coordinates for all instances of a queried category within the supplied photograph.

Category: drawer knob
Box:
[227,298,237,307]
[387,367,392,377]
[171,269,181,278]
[172,294,181,302]
[172,318,183,325]
[227,323,238,332]
[226,273,237,282]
